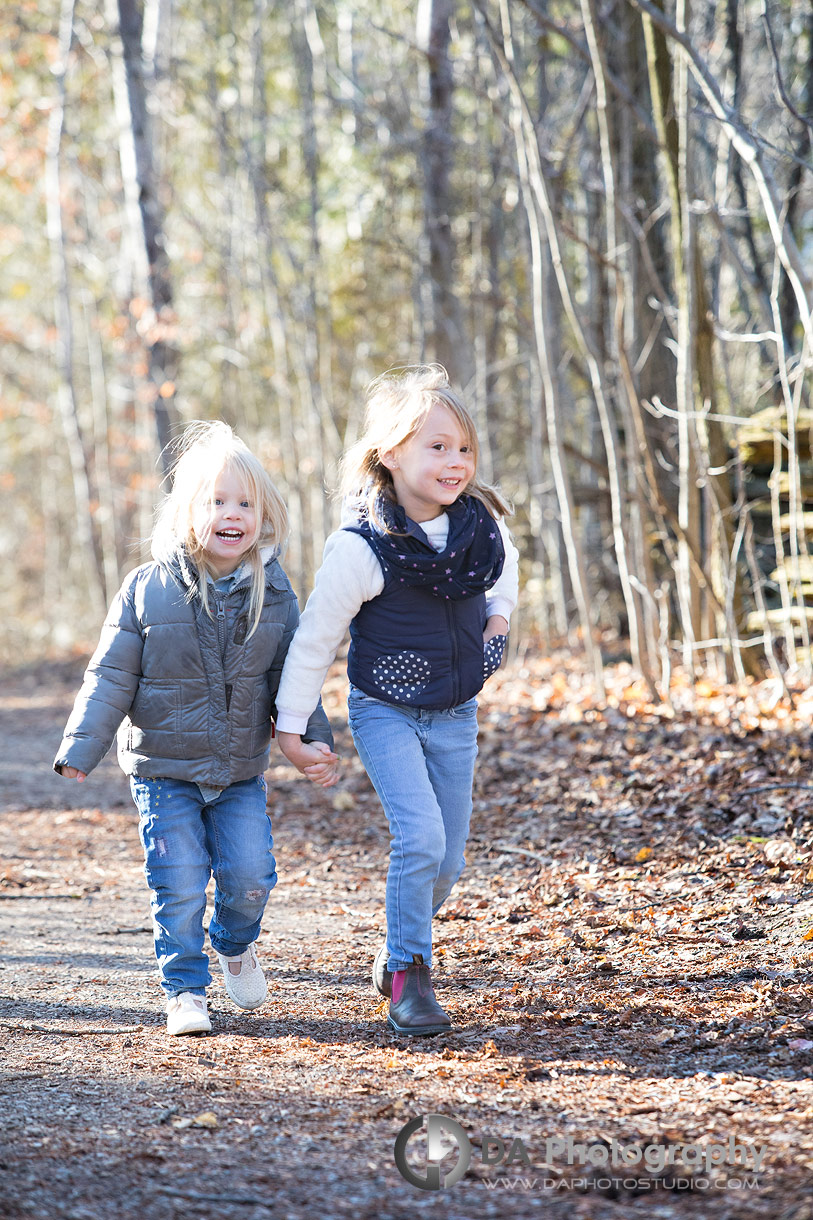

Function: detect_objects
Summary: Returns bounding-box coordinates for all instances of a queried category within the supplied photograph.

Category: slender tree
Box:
[106,0,179,471]
[46,0,106,618]
[417,0,471,387]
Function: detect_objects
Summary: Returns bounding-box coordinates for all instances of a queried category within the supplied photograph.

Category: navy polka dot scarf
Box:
[350,494,505,601]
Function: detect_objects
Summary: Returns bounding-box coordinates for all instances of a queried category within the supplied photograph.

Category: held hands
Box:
[58,766,86,782]
[277,732,340,788]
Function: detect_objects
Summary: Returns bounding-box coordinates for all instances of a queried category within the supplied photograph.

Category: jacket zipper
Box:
[215,594,229,712]
[215,594,227,653]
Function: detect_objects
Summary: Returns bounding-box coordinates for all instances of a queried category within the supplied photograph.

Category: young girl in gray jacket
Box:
[55,422,338,1035]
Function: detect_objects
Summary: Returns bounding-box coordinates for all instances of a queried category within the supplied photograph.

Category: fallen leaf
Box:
[172,1111,219,1129]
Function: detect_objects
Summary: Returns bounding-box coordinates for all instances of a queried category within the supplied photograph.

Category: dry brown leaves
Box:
[2,649,813,1218]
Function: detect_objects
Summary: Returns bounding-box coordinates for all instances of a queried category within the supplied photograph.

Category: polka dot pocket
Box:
[372,652,432,702]
[483,634,507,681]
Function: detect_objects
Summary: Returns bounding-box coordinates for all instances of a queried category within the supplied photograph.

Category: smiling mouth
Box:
[215,530,245,541]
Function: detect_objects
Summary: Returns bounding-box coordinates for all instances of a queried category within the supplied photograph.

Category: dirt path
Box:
[1,656,812,1219]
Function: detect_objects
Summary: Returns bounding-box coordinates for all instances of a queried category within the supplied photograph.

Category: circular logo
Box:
[393,1114,471,1191]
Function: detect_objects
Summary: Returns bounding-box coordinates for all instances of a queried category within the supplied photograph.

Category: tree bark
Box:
[107,0,179,472]
[46,0,106,620]
[417,0,471,388]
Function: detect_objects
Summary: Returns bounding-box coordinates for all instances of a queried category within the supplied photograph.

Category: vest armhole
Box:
[342,526,389,579]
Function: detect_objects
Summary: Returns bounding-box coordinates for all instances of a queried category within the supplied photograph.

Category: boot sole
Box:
[387,1014,451,1037]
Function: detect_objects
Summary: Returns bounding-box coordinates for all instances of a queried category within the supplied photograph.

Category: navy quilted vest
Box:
[345,506,501,710]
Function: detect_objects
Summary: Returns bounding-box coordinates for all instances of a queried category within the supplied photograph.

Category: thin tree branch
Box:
[761,0,813,133]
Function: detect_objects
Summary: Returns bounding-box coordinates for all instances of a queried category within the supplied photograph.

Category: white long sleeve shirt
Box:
[276,512,519,733]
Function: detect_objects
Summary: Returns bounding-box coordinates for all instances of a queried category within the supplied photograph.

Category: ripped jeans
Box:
[129,775,276,997]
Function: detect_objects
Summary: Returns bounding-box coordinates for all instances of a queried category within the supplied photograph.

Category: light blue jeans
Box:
[129,775,276,997]
[347,686,479,972]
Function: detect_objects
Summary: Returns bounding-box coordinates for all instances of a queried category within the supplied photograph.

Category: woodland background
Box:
[3,0,813,696]
[4,8,813,1214]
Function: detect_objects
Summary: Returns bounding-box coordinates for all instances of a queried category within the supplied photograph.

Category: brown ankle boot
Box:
[387,955,451,1036]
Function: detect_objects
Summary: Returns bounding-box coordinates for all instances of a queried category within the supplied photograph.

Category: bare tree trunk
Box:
[642,0,758,678]
[417,0,471,389]
[725,0,772,319]
[46,0,106,620]
[250,0,306,591]
[106,0,179,472]
[580,0,659,694]
[642,0,701,667]
[468,63,500,481]
[80,288,121,603]
[612,5,663,675]
[494,0,605,695]
[292,0,341,562]
[771,265,813,676]
[617,10,678,511]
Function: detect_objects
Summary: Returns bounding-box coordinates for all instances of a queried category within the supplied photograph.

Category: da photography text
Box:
[393,1114,766,1193]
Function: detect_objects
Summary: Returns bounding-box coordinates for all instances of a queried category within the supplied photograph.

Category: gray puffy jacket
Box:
[54,550,333,786]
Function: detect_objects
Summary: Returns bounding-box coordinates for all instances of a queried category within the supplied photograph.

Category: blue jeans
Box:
[129,775,276,997]
[347,687,479,972]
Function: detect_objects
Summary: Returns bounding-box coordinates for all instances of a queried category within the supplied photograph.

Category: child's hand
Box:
[58,766,86,782]
[303,745,341,789]
[483,614,509,643]
[278,732,340,788]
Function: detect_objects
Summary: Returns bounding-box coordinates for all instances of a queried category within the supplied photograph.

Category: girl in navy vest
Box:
[277,366,518,1035]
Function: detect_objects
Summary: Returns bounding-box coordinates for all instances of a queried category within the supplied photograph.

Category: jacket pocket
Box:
[127,681,181,752]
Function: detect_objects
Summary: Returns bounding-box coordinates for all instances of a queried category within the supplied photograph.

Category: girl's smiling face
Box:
[193,465,258,576]
[382,402,476,522]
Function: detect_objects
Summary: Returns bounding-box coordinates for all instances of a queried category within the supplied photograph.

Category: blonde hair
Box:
[152,420,289,636]
[340,364,511,531]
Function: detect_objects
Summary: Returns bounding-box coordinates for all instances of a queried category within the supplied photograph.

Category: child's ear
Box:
[379,448,399,472]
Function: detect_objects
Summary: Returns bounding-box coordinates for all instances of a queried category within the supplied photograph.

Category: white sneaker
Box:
[216,942,267,1010]
[166,991,211,1036]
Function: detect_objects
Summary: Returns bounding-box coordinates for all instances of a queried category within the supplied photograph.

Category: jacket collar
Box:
[167,546,285,596]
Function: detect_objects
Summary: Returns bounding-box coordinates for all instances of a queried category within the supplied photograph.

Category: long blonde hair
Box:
[340,364,511,532]
[152,421,289,636]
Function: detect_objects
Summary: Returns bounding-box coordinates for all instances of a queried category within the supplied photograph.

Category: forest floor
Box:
[2,649,813,1220]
